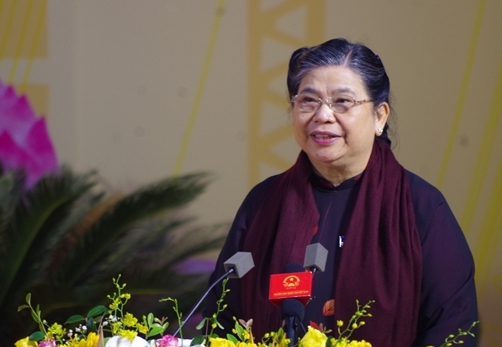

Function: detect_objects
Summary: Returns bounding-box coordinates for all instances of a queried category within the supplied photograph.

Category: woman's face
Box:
[292,65,389,181]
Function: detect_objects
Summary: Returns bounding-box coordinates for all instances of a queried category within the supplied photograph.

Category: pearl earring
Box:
[377,128,383,134]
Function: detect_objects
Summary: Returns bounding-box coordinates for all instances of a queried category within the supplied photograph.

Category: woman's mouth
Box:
[313,134,334,140]
[311,132,338,144]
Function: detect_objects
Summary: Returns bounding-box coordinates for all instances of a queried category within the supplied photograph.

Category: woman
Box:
[204,38,478,347]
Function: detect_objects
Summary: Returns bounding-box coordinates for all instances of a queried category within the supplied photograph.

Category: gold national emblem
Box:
[283,275,301,288]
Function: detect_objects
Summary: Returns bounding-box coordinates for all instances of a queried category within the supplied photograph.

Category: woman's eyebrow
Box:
[330,87,355,95]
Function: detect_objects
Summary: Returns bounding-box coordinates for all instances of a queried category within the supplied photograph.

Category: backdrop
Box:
[0,0,500,345]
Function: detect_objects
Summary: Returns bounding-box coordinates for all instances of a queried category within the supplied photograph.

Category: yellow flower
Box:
[209,337,236,347]
[48,323,66,338]
[71,333,100,347]
[300,326,328,347]
[332,337,351,347]
[121,293,131,300]
[336,320,344,327]
[119,329,137,342]
[123,312,138,327]
[236,342,256,347]
[109,298,120,310]
[111,322,122,334]
[136,323,148,334]
[241,330,250,341]
[15,337,38,347]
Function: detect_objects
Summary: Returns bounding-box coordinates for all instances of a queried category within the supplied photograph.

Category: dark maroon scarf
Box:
[241,138,422,346]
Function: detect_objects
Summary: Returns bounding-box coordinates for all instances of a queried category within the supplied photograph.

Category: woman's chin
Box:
[306,149,344,167]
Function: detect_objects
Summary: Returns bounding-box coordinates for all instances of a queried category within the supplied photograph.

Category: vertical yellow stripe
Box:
[436,0,486,188]
[8,0,35,84]
[0,0,18,68]
[20,0,46,93]
[460,59,502,236]
[473,150,502,295]
[173,0,226,176]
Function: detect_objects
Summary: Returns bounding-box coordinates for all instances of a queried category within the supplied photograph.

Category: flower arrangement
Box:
[17,275,171,347]
[16,276,479,347]
[207,300,374,347]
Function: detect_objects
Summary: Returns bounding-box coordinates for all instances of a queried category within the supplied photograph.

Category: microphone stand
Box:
[286,315,296,347]
[281,298,305,347]
[173,267,234,337]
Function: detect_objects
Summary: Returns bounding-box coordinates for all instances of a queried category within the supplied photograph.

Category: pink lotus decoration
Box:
[0,79,58,188]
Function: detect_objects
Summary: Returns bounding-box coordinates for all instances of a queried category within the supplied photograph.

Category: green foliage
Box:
[331,299,375,345]
[434,321,479,347]
[0,166,227,346]
[17,274,171,345]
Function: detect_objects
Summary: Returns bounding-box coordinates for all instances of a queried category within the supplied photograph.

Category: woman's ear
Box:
[374,102,390,135]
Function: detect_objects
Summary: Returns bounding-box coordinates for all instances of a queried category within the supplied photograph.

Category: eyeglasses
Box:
[291,94,373,114]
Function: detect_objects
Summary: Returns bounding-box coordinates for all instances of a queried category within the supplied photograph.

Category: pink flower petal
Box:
[0,79,59,187]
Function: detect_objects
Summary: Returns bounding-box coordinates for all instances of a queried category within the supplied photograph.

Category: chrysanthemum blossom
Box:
[208,337,236,347]
[0,79,58,187]
[299,326,328,347]
[14,337,38,347]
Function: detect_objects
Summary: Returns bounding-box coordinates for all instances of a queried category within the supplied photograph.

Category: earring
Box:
[377,128,383,134]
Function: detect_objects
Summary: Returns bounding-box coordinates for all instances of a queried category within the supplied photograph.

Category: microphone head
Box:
[303,243,328,273]
[280,299,305,320]
[223,252,254,278]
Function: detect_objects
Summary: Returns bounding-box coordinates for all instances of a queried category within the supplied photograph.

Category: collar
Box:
[311,172,363,191]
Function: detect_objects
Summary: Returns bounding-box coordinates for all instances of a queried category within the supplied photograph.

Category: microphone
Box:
[223,251,255,278]
[303,243,328,273]
[269,243,328,306]
[173,252,254,336]
[276,264,307,347]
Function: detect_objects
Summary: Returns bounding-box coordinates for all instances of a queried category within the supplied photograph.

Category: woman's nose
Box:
[313,103,336,123]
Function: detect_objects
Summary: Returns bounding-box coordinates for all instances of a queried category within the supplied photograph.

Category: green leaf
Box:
[195,318,207,330]
[235,324,244,335]
[25,293,32,304]
[29,331,45,342]
[86,317,97,332]
[147,312,154,327]
[87,305,107,317]
[17,304,30,312]
[190,335,205,346]
[30,309,40,324]
[0,169,96,310]
[146,325,164,338]
[59,173,212,286]
[226,334,238,343]
[65,315,85,324]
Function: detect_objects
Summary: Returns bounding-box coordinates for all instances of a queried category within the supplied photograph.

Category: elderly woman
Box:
[204,38,478,346]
